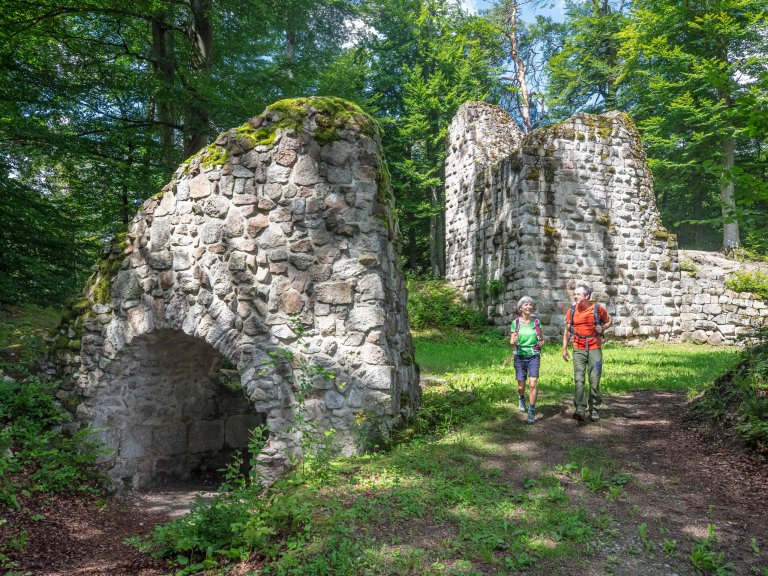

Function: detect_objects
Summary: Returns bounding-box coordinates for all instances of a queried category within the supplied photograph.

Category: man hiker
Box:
[561,284,611,422]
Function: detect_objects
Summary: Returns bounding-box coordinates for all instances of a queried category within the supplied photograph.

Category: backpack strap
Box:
[594,303,602,345]
[533,316,543,351]
[569,304,577,337]
[571,303,600,345]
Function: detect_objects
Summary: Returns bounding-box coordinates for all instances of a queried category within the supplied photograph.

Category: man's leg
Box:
[572,348,588,417]
[587,348,603,420]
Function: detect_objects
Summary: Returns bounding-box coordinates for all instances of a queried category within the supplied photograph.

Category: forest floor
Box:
[5,388,768,576]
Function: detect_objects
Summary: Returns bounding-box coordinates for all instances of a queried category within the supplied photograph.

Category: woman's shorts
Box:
[513,354,540,380]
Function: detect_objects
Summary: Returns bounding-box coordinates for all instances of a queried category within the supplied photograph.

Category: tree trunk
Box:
[721,133,740,252]
[599,0,617,109]
[183,0,213,158]
[408,225,418,272]
[151,10,175,169]
[503,0,532,132]
[429,186,445,277]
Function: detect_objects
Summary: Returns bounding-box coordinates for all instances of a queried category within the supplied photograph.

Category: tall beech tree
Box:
[618,0,768,251]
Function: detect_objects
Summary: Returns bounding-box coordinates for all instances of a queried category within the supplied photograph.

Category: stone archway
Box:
[55,97,421,491]
[88,329,264,491]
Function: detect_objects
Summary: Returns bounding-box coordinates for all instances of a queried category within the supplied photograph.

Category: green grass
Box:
[414,331,738,397]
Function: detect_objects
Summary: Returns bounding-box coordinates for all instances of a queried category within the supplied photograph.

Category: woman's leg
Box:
[528,377,538,406]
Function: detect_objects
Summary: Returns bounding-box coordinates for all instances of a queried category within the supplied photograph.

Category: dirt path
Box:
[4,390,768,576]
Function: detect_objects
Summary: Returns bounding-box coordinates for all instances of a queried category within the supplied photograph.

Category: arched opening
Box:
[91,329,265,491]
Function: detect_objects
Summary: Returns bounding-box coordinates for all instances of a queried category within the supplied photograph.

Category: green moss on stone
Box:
[87,232,130,307]
[200,143,228,169]
[598,213,617,232]
[653,228,670,241]
[525,167,540,181]
[542,161,556,184]
[544,220,562,243]
[237,96,380,150]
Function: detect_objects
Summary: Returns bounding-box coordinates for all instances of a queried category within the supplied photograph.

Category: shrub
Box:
[407,279,485,331]
[686,327,768,455]
[0,372,103,507]
[724,270,768,300]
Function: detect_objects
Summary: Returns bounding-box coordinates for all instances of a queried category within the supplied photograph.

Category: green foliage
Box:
[415,336,738,395]
[0,371,103,507]
[546,0,629,115]
[358,0,502,274]
[617,0,768,251]
[0,162,97,306]
[0,305,61,369]
[680,257,701,277]
[407,279,486,330]
[690,524,735,575]
[686,327,768,455]
[725,270,768,301]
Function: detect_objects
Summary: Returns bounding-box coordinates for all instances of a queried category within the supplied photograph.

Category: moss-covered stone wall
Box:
[56,97,420,491]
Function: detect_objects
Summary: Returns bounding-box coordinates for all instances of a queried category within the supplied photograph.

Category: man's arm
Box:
[597,308,612,333]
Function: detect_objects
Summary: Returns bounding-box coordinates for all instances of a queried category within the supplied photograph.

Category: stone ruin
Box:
[54,97,420,491]
[445,102,768,343]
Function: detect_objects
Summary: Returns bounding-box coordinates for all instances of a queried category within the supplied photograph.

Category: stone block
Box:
[348,305,385,332]
[365,366,394,390]
[225,414,264,448]
[188,420,224,453]
[316,281,354,304]
[153,425,187,455]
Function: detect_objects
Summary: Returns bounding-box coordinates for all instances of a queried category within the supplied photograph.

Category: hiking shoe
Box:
[527,409,535,425]
[573,411,585,422]
[589,411,600,422]
[518,398,527,413]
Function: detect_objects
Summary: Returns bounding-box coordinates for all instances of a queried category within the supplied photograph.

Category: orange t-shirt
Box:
[565,303,610,350]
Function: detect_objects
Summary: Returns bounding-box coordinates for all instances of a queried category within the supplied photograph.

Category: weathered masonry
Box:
[445,102,768,343]
[54,97,420,491]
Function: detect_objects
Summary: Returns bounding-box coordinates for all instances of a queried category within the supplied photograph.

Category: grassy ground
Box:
[415,330,738,397]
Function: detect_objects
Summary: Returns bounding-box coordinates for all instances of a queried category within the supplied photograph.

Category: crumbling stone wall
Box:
[445,102,682,340]
[679,250,768,344]
[55,97,420,491]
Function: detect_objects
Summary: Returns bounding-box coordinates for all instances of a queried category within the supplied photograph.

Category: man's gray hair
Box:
[576,284,593,297]
[517,295,535,313]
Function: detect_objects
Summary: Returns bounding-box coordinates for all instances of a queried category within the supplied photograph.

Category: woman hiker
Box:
[509,296,545,424]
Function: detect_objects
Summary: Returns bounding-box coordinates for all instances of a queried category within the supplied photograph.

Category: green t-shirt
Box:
[513,320,540,356]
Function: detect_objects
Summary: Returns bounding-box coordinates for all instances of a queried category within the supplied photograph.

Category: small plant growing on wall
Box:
[679,257,699,278]
[485,279,504,299]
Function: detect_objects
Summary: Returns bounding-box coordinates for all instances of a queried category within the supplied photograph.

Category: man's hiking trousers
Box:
[572,347,602,415]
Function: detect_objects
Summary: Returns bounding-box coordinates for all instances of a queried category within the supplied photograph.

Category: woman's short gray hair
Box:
[517,295,535,313]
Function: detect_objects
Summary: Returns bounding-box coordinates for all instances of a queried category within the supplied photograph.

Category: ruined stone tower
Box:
[445,102,682,339]
[55,97,420,491]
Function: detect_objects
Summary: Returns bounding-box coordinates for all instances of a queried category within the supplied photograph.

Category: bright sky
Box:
[462,0,566,21]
